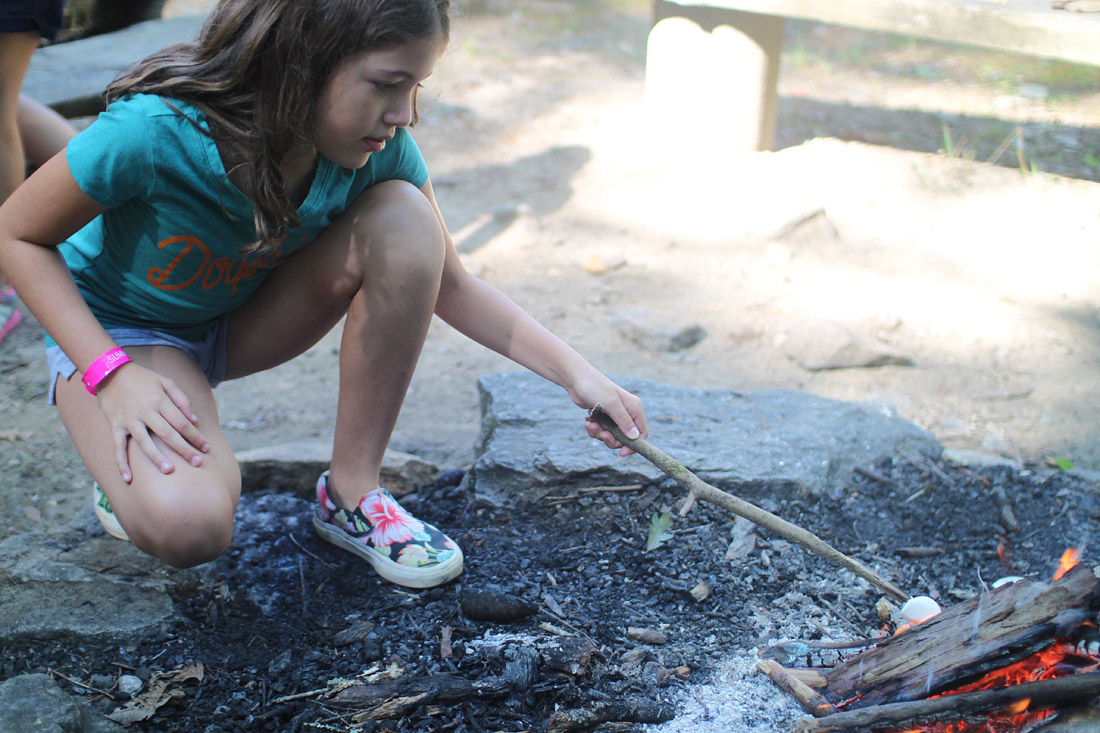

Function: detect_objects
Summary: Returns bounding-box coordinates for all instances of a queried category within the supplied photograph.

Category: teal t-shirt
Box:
[58,94,430,342]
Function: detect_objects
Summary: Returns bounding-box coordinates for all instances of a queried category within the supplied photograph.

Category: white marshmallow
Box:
[900,595,942,625]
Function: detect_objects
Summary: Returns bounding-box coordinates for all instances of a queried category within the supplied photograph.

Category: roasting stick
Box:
[589,408,910,603]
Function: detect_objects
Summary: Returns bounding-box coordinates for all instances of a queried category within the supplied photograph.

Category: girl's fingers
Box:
[601,395,643,441]
[160,379,209,455]
[163,379,200,426]
[581,389,647,457]
[113,427,133,483]
[156,416,206,467]
[128,420,175,475]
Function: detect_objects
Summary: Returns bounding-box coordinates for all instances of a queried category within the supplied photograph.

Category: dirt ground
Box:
[2,0,1099,543]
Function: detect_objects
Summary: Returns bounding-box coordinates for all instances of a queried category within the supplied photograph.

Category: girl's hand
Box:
[95,364,211,482]
[570,372,648,457]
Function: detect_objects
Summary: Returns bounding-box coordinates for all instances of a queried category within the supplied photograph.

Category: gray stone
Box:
[0,513,188,643]
[472,371,940,501]
[116,675,143,697]
[942,448,1022,469]
[783,319,914,370]
[611,306,708,352]
[236,442,439,496]
[24,16,207,115]
[0,674,123,733]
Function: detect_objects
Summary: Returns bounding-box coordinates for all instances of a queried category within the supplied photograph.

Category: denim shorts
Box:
[45,316,229,405]
[0,0,66,41]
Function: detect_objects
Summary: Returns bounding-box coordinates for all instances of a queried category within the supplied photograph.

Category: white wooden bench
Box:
[647,0,1100,151]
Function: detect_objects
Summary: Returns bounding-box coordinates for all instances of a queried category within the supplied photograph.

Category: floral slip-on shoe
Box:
[0,288,21,348]
[93,483,130,541]
[311,471,463,589]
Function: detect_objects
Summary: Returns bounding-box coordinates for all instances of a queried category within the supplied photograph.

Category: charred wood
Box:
[757,659,838,717]
[793,672,1100,732]
[548,699,677,732]
[823,564,1100,708]
[328,646,538,719]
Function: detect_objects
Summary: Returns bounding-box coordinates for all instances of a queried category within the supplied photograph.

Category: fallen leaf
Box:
[646,511,674,552]
[20,506,41,523]
[1048,456,1074,471]
[690,580,711,602]
[440,625,452,660]
[333,619,376,646]
[107,663,204,724]
[724,532,757,561]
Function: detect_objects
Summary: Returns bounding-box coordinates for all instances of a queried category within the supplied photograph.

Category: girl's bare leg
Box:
[16,94,75,167]
[0,32,40,287]
[55,346,241,568]
[225,180,445,509]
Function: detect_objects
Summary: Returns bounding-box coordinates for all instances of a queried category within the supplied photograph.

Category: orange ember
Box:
[884,635,1099,733]
[1053,548,1081,581]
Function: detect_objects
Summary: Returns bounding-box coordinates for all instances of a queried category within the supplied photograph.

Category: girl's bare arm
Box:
[420,180,647,453]
[0,153,209,480]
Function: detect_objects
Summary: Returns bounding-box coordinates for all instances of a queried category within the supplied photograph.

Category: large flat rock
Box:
[0,513,186,643]
[24,15,206,115]
[472,372,941,500]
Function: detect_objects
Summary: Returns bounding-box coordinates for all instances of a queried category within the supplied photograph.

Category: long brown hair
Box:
[107,0,451,253]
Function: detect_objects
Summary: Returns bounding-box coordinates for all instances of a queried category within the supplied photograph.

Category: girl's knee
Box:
[359,181,445,269]
[128,480,238,568]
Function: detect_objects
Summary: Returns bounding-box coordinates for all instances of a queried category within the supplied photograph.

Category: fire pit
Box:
[759,553,1100,732]
[2,457,1097,731]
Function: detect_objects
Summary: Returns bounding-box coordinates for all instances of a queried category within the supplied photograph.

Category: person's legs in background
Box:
[0,11,76,347]
[0,30,41,346]
[17,93,75,169]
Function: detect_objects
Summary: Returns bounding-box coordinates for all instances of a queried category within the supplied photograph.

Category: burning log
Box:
[760,563,1100,732]
[587,408,909,602]
[792,673,1100,732]
[822,563,1100,708]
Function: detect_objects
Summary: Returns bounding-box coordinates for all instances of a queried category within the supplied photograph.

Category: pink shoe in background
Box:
[0,288,21,347]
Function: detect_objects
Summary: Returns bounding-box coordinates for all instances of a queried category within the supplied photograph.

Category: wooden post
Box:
[647,1,783,152]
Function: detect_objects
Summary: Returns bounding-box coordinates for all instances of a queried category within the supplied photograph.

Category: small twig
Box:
[818,596,871,639]
[287,532,335,568]
[577,484,643,494]
[589,408,910,602]
[906,453,956,487]
[299,558,308,616]
[757,660,838,717]
[271,686,332,705]
[854,466,910,494]
[990,484,1021,534]
[47,669,116,700]
[545,484,645,504]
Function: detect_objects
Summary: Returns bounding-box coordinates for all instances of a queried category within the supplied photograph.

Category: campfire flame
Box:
[1052,548,1080,581]
[891,550,1096,733]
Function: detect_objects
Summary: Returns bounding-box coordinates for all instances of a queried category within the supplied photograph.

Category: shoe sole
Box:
[312,510,464,589]
[92,486,130,541]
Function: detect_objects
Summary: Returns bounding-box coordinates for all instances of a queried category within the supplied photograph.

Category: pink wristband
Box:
[82,347,132,396]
